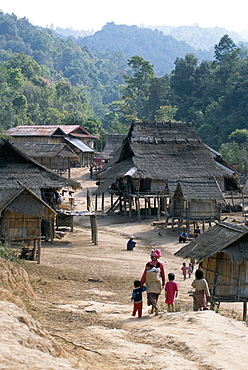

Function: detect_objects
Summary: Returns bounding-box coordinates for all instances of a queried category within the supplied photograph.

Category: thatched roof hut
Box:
[21,142,78,160]
[93,122,238,220]
[96,121,237,193]
[0,140,80,191]
[98,133,126,161]
[0,186,56,263]
[170,178,226,223]
[21,142,78,178]
[174,222,248,314]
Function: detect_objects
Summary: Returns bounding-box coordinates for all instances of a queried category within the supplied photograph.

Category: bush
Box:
[0,243,21,263]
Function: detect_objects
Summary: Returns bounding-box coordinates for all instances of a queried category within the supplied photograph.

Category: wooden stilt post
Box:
[101,193,104,211]
[135,197,141,222]
[95,195,98,211]
[148,198,151,216]
[87,189,91,211]
[157,196,160,221]
[37,239,41,264]
[50,217,54,242]
[32,240,37,261]
[243,301,247,321]
[124,194,127,216]
[111,193,113,211]
[129,196,133,218]
[119,195,123,214]
[90,215,98,245]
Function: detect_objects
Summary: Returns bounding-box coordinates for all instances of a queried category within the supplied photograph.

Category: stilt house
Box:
[174,221,248,319]
[94,121,238,221]
[170,178,226,230]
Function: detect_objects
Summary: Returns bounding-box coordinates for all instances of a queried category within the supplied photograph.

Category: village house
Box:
[4,125,98,167]
[0,140,80,261]
[174,221,248,320]
[96,133,126,162]
[170,178,226,231]
[0,186,56,263]
[94,121,239,223]
[21,142,79,178]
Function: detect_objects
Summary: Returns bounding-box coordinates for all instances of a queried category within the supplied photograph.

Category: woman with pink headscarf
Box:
[140,249,165,314]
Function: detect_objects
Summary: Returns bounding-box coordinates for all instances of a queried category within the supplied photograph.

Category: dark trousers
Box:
[179,236,187,243]
[132,302,143,317]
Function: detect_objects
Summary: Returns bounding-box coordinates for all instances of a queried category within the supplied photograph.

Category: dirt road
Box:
[19,168,248,370]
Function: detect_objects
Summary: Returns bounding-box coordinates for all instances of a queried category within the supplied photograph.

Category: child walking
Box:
[131,280,146,318]
[165,273,178,312]
[181,262,188,280]
[191,269,210,311]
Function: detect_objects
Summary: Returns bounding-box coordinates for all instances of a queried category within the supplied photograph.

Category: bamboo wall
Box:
[1,210,41,240]
[172,198,221,220]
[201,252,248,301]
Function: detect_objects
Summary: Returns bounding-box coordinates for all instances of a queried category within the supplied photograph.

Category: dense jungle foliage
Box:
[1,12,248,171]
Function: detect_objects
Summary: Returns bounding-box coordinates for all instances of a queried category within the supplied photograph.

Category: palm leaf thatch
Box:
[21,142,78,159]
[95,121,237,195]
[174,222,248,264]
[0,140,80,190]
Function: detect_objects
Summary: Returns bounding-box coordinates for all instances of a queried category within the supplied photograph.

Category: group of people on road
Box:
[130,239,210,318]
[131,248,170,317]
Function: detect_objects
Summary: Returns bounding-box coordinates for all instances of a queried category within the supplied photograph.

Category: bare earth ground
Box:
[1,168,248,369]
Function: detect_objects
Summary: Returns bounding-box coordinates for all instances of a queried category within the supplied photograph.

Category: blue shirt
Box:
[131,286,146,303]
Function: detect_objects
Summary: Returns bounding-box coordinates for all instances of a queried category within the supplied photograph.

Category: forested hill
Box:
[77,22,212,75]
[2,10,248,169]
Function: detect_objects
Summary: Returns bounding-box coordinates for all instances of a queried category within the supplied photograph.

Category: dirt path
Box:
[19,168,248,369]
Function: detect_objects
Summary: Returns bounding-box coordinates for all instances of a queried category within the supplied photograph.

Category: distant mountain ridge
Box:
[55,23,248,52]
[74,22,212,76]
[147,25,248,51]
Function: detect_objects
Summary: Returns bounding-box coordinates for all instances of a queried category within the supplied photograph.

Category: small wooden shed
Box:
[174,221,248,319]
[170,178,226,231]
[0,187,56,263]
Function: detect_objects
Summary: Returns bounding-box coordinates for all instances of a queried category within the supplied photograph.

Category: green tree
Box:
[228,129,248,144]
[122,55,155,121]
[214,34,240,64]
[155,105,178,121]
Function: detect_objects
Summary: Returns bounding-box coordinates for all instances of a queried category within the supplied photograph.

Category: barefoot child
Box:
[131,280,146,318]
[165,273,178,312]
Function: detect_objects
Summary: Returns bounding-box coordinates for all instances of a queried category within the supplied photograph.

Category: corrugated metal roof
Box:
[5,126,63,137]
[65,137,95,152]
[4,125,98,139]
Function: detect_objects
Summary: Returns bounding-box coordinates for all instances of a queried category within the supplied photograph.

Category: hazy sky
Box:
[1,0,248,33]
